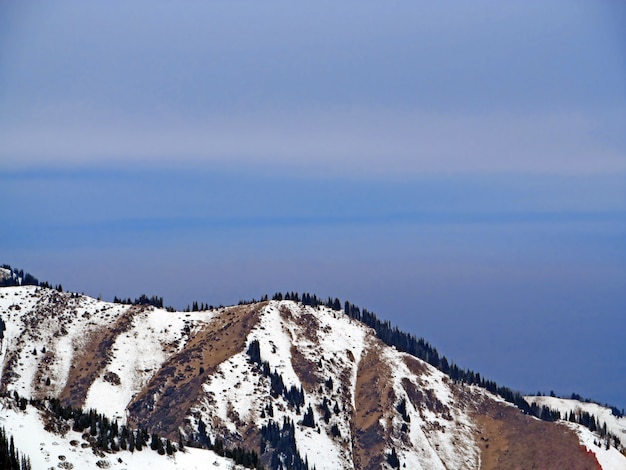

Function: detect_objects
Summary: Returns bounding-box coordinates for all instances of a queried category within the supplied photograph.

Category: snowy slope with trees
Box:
[0,272,623,469]
[525,395,626,468]
[0,398,243,470]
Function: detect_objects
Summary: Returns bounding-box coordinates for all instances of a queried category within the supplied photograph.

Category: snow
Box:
[308,304,367,410]
[84,308,215,423]
[0,285,243,470]
[199,348,261,435]
[565,421,626,470]
[525,396,626,469]
[249,302,302,389]
[0,286,217,425]
[381,346,480,470]
[190,301,376,470]
[194,301,360,469]
[0,287,133,399]
[525,396,626,443]
[0,267,11,281]
[0,398,245,470]
[276,302,368,470]
[5,289,375,469]
[5,285,619,470]
[0,287,55,392]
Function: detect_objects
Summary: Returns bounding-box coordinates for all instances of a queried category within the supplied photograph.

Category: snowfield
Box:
[232,301,482,470]
[566,420,626,470]
[0,397,246,470]
[84,308,216,423]
[1,284,624,469]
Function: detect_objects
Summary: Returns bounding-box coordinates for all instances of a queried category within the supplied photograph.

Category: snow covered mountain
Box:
[524,395,626,470]
[0,281,624,469]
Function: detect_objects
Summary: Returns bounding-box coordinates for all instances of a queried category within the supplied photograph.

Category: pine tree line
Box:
[561,392,624,418]
[255,293,624,431]
[247,340,305,411]
[0,426,31,470]
[528,402,561,422]
[1,264,175,307]
[565,408,622,450]
[272,292,341,311]
[0,264,63,291]
[5,268,623,456]
[529,401,623,451]
[237,292,342,311]
[5,392,179,457]
[6,389,267,469]
[254,294,533,414]
[260,418,313,470]
[191,419,264,469]
[113,294,164,309]
[346,298,548,414]
[187,301,218,312]
[0,265,40,288]
[246,340,315,469]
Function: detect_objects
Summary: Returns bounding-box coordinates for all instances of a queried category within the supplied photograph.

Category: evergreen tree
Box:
[387,447,400,469]
[302,405,315,428]
[150,433,160,451]
[396,399,410,422]
[0,427,31,470]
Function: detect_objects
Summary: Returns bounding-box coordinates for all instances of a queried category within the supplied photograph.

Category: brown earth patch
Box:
[352,337,396,470]
[473,397,601,470]
[401,378,424,410]
[290,346,319,392]
[283,307,320,343]
[402,354,428,377]
[58,305,141,407]
[126,302,264,440]
[0,350,21,394]
[287,307,322,393]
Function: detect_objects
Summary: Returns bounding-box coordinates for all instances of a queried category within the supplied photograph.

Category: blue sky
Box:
[1,1,625,407]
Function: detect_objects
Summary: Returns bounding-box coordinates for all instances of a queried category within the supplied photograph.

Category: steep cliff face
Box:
[0,285,617,469]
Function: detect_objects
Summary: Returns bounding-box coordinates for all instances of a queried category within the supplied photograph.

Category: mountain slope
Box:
[0,284,622,469]
[0,398,238,470]
[524,396,626,470]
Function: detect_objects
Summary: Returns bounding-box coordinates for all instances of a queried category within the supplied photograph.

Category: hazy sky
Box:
[1,1,625,408]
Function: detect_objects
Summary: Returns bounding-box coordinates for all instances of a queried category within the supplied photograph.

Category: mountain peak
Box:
[0,284,623,469]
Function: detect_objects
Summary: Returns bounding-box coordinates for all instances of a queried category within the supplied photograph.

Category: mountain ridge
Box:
[0,266,624,469]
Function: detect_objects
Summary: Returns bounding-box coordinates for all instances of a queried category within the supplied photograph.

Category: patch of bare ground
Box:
[290,346,319,393]
[32,348,57,397]
[469,393,601,470]
[286,307,322,392]
[402,354,428,377]
[239,423,264,462]
[58,305,141,407]
[127,302,264,440]
[280,306,320,341]
[352,337,396,470]
[0,346,22,394]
